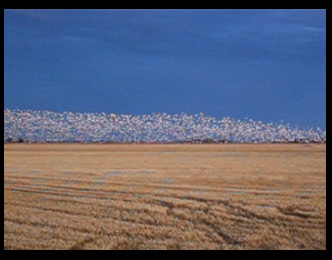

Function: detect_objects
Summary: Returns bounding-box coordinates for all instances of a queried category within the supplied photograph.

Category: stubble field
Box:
[4,143,326,250]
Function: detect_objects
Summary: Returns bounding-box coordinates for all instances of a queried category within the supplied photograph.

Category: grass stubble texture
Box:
[4,143,326,250]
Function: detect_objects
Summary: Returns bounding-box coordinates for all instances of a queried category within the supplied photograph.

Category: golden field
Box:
[4,143,326,250]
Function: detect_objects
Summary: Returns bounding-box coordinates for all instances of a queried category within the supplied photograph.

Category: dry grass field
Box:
[4,143,326,250]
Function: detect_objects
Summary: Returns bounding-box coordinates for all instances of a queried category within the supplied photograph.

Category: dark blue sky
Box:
[4,9,326,128]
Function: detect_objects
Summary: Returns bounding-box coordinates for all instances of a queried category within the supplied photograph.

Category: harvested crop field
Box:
[4,143,326,250]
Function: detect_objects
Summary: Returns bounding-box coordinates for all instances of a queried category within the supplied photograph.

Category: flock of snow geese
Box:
[4,109,326,143]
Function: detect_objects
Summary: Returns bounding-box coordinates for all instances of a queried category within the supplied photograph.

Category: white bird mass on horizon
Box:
[4,109,326,143]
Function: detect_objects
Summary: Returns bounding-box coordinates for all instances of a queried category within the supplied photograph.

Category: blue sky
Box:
[4,9,326,128]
